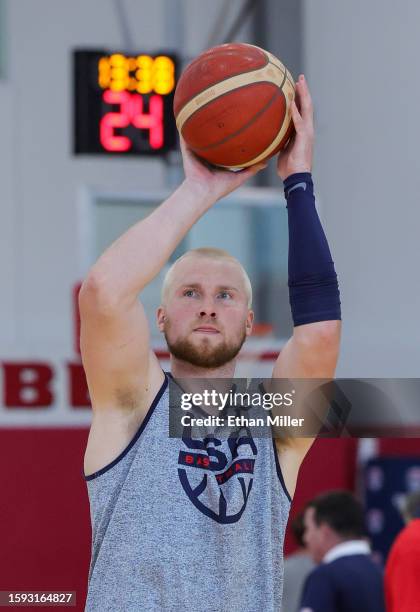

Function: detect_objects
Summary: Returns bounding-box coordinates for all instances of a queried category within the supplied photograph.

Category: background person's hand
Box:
[277,74,314,182]
[180,136,267,203]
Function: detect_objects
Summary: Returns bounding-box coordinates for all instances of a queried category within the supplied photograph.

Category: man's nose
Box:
[199,309,216,318]
[199,300,217,318]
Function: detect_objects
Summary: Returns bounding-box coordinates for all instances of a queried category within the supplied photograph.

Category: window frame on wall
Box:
[0,0,6,79]
[77,184,322,348]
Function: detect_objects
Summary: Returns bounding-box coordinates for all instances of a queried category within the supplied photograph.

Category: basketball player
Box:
[80,74,341,611]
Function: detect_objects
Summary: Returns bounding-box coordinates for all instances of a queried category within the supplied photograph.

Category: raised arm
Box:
[272,75,342,497]
[79,139,266,475]
[79,179,212,412]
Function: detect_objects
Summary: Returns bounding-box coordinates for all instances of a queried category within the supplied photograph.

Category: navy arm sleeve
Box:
[284,172,341,327]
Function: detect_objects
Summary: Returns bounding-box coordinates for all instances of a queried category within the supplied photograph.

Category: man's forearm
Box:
[85,180,215,302]
[285,172,341,327]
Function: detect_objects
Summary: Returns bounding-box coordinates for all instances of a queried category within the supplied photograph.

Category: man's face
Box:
[157,257,253,369]
[303,507,328,563]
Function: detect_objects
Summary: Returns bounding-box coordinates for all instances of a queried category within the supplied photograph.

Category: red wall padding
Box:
[285,437,359,555]
[0,429,91,612]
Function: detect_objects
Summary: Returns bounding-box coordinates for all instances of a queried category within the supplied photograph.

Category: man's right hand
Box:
[180,136,267,204]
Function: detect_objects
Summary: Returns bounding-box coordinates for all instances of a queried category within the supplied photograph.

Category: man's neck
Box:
[170,356,236,379]
[169,357,237,416]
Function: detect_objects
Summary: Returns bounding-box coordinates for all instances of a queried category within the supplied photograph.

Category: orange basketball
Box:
[173,43,295,169]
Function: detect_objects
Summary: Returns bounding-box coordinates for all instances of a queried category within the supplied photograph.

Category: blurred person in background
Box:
[300,490,385,612]
[281,510,315,612]
[385,490,420,612]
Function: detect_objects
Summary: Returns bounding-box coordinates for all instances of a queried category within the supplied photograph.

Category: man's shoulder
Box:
[304,561,333,584]
[309,554,379,575]
[301,563,335,604]
[327,553,383,579]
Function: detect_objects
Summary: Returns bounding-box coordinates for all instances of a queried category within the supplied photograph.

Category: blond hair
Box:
[161,247,252,308]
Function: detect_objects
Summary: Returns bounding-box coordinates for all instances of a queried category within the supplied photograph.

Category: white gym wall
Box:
[0,0,418,380]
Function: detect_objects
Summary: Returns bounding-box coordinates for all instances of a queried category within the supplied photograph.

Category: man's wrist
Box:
[283,172,313,186]
[283,172,314,199]
[181,179,217,210]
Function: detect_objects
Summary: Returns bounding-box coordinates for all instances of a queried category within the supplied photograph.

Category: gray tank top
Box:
[84,372,291,612]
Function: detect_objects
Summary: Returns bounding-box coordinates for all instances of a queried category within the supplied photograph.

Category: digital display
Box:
[74,50,178,155]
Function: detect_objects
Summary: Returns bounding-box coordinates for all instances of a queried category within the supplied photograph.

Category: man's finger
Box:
[279,131,296,157]
[290,100,303,131]
[179,135,190,155]
[179,135,198,160]
[297,75,313,119]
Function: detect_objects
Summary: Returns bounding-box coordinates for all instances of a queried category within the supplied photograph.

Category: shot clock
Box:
[74,50,178,155]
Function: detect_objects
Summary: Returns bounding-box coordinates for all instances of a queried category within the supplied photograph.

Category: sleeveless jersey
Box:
[84,372,291,611]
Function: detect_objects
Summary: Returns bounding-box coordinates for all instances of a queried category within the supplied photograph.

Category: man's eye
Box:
[218,291,232,299]
[184,289,196,297]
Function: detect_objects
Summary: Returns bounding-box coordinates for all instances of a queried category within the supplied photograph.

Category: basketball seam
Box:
[219,87,293,168]
[183,47,268,71]
[285,71,294,90]
[273,61,288,90]
[188,86,283,152]
[176,60,286,132]
[174,53,270,116]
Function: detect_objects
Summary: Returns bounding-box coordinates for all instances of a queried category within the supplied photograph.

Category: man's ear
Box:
[156,306,166,332]
[245,310,254,336]
[319,522,334,542]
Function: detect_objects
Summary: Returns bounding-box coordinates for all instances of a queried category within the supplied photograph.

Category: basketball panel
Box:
[195,91,287,167]
[260,119,295,164]
[181,82,279,150]
[217,74,296,168]
[173,43,268,116]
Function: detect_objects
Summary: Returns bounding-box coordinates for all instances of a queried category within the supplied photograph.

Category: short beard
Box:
[164,324,246,369]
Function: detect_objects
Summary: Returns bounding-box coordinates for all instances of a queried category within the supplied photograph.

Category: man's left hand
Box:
[277,74,314,182]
